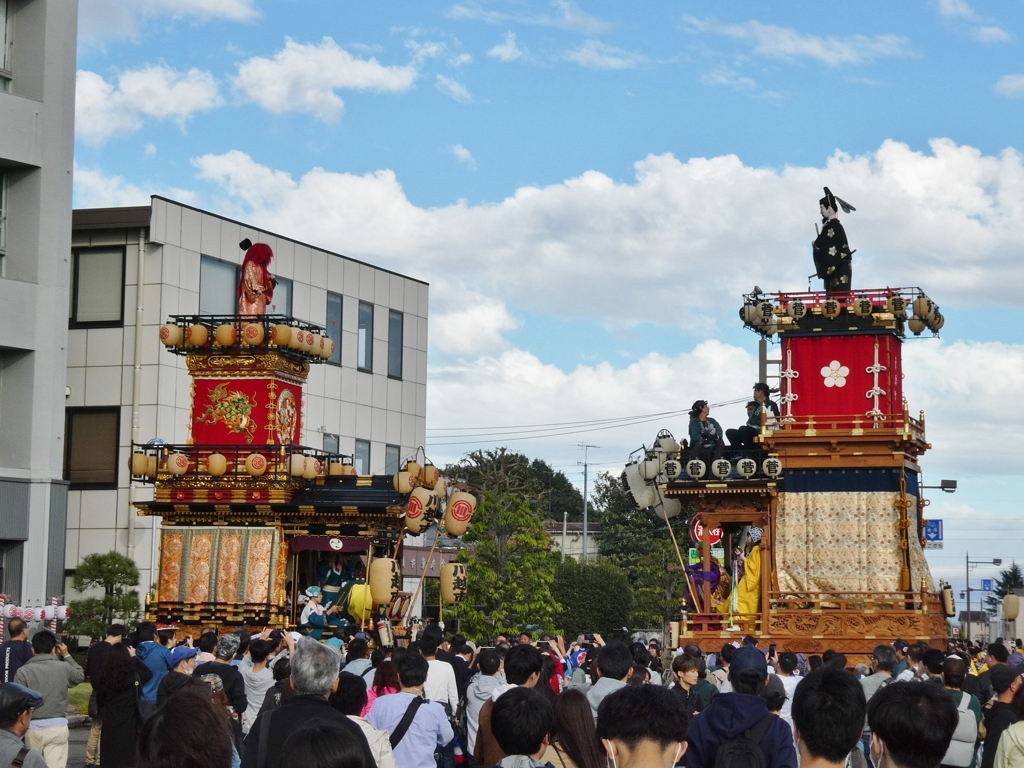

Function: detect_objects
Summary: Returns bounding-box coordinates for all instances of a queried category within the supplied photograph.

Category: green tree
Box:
[444,448,561,639]
[529,459,585,522]
[552,557,632,638]
[985,561,1024,615]
[66,551,141,639]
[591,471,693,630]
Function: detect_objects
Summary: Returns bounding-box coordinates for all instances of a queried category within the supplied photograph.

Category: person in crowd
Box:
[860,644,897,757]
[867,682,959,768]
[760,675,788,715]
[688,401,724,464]
[682,645,717,710]
[326,627,347,652]
[586,643,632,721]
[712,643,734,693]
[897,643,930,683]
[257,659,293,718]
[540,688,602,768]
[138,686,234,768]
[727,383,780,449]
[280,725,366,768]
[597,684,688,768]
[83,624,125,768]
[156,644,198,705]
[230,630,250,669]
[195,632,218,665]
[241,639,276,735]
[892,641,911,678]
[330,672,397,768]
[13,630,84,768]
[343,638,373,684]
[0,683,47,768]
[466,650,503,759]
[419,625,459,768]
[95,643,152,768]
[1010,641,1024,669]
[367,651,452,768]
[362,660,400,718]
[198,674,243,755]
[1,621,34,684]
[195,634,247,716]
[993,676,1024,768]
[670,655,704,718]
[940,656,982,768]
[775,652,800,727]
[135,622,174,705]
[922,650,948,685]
[791,666,867,768]
[685,644,797,768]
[476,644,543,768]
[490,686,553,768]
[980,644,1012,705]
[809,655,824,672]
[982,666,1023,768]
[453,644,475,699]
[242,638,375,768]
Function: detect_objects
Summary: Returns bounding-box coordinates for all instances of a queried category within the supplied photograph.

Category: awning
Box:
[288,536,371,554]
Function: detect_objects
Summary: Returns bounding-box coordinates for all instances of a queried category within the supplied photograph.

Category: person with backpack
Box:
[685,645,797,768]
[940,656,982,768]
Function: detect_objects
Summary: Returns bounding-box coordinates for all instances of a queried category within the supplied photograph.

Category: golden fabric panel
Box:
[245,533,275,604]
[159,534,184,602]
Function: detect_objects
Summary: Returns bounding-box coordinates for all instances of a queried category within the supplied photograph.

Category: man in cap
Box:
[13,631,83,768]
[685,644,797,768]
[981,665,1022,768]
[0,683,47,768]
[157,644,198,705]
[194,634,247,714]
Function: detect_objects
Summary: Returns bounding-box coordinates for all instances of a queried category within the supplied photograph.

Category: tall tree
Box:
[529,458,585,522]
[443,448,561,639]
[985,561,1024,615]
[552,558,632,638]
[65,551,141,639]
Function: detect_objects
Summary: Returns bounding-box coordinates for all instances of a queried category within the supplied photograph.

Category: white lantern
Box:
[822,299,841,319]
[908,317,927,336]
[686,460,706,480]
[852,296,873,317]
[664,460,682,480]
[737,458,757,478]
[638,458,661,481]
[711,459,731,479]
[762,457,782,478]
[167,452,189,476]
[886,295,908,317]
[653,497,682,520]
[756,301,774,324]
[786,300,807,319]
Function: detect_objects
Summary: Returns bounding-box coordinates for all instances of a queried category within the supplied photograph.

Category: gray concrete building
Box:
[0,0,78,606]
[68,198,429,594]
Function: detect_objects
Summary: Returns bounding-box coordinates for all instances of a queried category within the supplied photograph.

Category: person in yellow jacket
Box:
[718,527,762,617]
[995,721,1024,768]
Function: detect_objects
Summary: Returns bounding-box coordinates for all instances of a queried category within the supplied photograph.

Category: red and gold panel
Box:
[191,376,303,445]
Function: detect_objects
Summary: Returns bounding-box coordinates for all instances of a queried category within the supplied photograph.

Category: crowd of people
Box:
[2,620,1024,768]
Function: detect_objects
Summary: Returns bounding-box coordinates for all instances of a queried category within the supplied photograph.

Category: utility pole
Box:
[578,443,598,562]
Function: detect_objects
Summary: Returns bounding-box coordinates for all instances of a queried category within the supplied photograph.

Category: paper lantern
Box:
[347,584,373,622]
[129,453,149,476]
[670,621,680,649]
[653,497,682,520]
[394,470,417,494]
[420,464,440,489]
[741,303,759,324]
[214,323,237,347]
[822,299,841,319]
[241,322,265,346]
[444,491,477,536]
[404,461,422,479]
[207,453,228,477]
[638,458,661,481]
[886,295,908,317]
[331,461,357,476]
[286,326,303,350]
[159,324,183,346]
[245,453,267,477]
[271,324,292,347]
[319,337,335,359]
[167,453,189,476]
[405,486,431,533]
[913,296,934,320]
[852,296,873,317]
[686,460,706,480]
[656,433,680,454]
[424,489,442,516]
[433,478,448,499]
[786,300,807,319]
[942,583,957,618]
[289,454,307,477]
[369,558,402,606]
[1005,594,1020,621]
[441,562,468,605]
[185,324,208,347]
[736,458,757,478]
[908,317,927,336]
[711,459,731,479]
[146,456,158,479]
[3,606,22,619]
[633,485,656,509]
[763,319,778,337]
[304,331,316,352]
[664,460,682,480]
[21,607,36,622]
[762,457,782,478]
[932,311,945,331]
[302,457,321,479]
[756,301,774,324]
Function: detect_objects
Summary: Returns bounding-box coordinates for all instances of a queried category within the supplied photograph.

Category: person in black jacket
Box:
[194,634,247,715]
[981,665,1022,768]
[242,638,376,768]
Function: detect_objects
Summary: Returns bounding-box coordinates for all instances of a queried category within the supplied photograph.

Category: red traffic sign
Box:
[691,515,723,546]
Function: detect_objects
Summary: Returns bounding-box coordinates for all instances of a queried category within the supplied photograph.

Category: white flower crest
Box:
[821,360,849,388]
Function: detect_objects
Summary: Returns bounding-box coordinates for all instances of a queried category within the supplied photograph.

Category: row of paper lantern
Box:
[2,605,70,621]
[741,294,942,336]
[160,322,336,358]
[366,557,468,607]
[403,484,478,537]
[129,451,359,479]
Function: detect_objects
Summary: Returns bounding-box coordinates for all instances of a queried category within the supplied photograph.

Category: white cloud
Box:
[935,0,974,18]
[72,162,197,208]
[431,291,517,357]
[565,40,645,70]
[994,75,1024,98]
[436,74,473,103]
[407,39,447,64]
[448,1,610,34]
[975,26,1010,43]
[451,144,477,169]
[144,143,157,156]
[488,32,524,62]
[75,66,223,144]
[79,0,258,42]
[684,17,912,66]
[452,53,473,67]
[701,67,757,91]
[234,37,419,122]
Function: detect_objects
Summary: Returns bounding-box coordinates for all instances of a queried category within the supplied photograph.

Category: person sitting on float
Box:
[299,586,346,639]
[727,384,780,449]
[688,400,724,464]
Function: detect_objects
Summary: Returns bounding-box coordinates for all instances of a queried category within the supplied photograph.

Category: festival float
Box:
[622,189,956,660]
[130,240,475,639]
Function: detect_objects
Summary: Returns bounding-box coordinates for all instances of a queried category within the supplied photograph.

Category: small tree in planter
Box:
[65,551,142,639]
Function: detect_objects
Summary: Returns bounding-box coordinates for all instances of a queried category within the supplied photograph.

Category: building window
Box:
[0,0,10,90]
[0,170,7,260]
[70,248,126,327]
[385,444,401,475]
[326,292,342,365]
[64,407,120,489]
[199,255,239,315]
[388,310,403,379]
[354,439,370,475]
[323,433,339,455]
[269,276,292,316]
[357,301,373,372]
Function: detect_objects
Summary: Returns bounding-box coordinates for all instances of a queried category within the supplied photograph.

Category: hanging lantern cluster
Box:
[159,318,334,359]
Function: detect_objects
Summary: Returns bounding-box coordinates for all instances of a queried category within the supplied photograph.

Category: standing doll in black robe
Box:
[812,186,855,294]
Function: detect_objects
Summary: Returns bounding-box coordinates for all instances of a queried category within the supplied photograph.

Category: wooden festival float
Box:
[623,287,958,661]
[129,249,476,639]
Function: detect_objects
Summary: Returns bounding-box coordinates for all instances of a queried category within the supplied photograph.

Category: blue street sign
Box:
[924,519,943,541]
[982,579,993,592]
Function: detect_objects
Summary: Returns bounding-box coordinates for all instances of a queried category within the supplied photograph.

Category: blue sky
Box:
[75,0,1024,605]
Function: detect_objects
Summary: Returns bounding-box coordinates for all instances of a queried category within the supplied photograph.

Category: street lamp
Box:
[965,552,1002,643]
[921,479,957,493]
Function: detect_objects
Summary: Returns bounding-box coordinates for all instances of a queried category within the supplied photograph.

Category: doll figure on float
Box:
[237,238,277,316]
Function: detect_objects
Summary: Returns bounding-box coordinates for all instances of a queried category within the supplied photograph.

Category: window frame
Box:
[323,432,340,455]
[270,275,293,317]
[0,169,7,260]
[325,292,342,366]
[199,254,241,316]
[64,406,121,490]
[384,444,401,475]
[357,301,374,372]
[0,0,11,88]
[354,439,371,475]
[69,246,127,329]
[387,309,404,380]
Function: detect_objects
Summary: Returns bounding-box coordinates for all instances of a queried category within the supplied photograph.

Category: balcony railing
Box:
[129,441,352,484]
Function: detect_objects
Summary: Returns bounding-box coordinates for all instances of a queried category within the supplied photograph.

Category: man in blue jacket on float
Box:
[686,644,798,768]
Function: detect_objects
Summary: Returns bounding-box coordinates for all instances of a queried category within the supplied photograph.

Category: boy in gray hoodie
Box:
[586,643,632,721]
